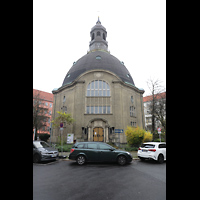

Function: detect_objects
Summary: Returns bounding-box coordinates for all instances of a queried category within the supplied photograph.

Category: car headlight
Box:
[41,152,49,156]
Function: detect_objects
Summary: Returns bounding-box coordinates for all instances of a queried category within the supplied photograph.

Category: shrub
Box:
[143,131,153,142]
[55,144,73,152]
[124,145,138,151]
[125,126,145,147]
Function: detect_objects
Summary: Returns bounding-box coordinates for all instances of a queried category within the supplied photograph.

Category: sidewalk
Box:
[58,151,139,160]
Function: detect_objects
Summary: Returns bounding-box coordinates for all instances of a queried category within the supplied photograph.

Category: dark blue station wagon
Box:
[69,142,132,165]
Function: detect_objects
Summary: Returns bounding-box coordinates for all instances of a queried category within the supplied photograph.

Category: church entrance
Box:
[93,127,104,142]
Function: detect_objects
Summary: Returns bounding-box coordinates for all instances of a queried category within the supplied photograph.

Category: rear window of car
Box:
[141,144,155,148]
[77,143,85,148]
[72,143,85,148]
[159,144,166,148]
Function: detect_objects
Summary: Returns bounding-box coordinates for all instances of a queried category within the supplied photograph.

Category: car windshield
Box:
[34,141,50,148]
[141,144,155,148]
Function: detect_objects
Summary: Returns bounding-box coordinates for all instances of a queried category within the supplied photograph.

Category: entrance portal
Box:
[93,127,104,142]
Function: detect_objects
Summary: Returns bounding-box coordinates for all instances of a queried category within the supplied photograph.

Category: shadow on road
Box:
[68,160,134,168]
[33,159,60,165]
[138,159,166,165]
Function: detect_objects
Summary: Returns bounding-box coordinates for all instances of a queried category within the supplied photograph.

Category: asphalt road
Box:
[33,160,166,200]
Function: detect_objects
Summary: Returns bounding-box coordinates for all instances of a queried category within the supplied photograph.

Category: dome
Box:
[62,18,135,87]
[62,50,135,86]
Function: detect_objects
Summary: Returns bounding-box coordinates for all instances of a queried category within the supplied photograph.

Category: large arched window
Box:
[86,80,111,114]
[87,80,110,96]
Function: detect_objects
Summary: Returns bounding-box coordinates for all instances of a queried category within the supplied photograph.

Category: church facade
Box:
[51,18,145,145]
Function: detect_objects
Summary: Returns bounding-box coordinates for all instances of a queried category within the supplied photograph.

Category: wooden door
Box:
[93,128,104,142]
[93,128,99,142]
[98,128,104,142]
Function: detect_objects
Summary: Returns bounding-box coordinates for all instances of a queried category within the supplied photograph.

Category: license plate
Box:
[142,150,148,152]
[51,154,56,157]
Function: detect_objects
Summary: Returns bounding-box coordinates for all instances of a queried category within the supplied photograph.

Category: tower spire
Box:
[89,18,108,52]
[96,16,101,24]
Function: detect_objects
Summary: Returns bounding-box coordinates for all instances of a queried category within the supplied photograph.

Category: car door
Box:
[98,143,116,162]
[85,143,100,162]
[158,143,166,160]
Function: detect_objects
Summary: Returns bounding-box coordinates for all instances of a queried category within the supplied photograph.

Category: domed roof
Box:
[62,18,135,87]
[62,50,135,86]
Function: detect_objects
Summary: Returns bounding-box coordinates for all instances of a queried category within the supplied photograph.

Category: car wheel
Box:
[33,154,41,163]
[117,155,126,166]
[76,155,86,165]
[158,154,164,164]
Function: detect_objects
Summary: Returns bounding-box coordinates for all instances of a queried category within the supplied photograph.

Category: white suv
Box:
[137,142,166,163]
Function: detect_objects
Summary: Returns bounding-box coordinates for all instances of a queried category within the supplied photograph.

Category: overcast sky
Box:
[33,0,166,96]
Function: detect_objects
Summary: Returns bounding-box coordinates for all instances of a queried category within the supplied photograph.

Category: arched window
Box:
[87,80,110,96]
[97,31,101,36]
[103,33,106,40]
[92,33,95,40]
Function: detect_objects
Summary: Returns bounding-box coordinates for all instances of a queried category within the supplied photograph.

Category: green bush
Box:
[124,145,138,151]
[143,131,153,142]
[125,126,145,147]
[153,138,165,142]
[55,144,73,152]
[153,132,165,142]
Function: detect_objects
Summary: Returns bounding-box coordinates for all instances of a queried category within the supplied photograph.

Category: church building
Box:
[51,18,145,145]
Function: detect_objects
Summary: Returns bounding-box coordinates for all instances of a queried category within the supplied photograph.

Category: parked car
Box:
[137,142,166,163]
[69,142,133,166]
[33,140,59,163]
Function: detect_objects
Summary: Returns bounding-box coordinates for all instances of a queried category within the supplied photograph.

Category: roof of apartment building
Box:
[143,92,166,103]
[33,89,53,102]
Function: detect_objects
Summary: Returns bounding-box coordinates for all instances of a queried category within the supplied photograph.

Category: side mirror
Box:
[110,148,115,151]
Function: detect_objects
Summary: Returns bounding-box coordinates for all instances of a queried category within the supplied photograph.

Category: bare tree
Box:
[33,90,49,140]
[146,78,166,139]
[154,92,166,133]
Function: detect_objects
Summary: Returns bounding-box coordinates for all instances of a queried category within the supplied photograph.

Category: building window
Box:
[97,31,101,36]
[86,80,111,114]
[86,80,110,97]
[131,121,136,127]
[92,33,95,40]
[96,56,101,60]
[130,106,134,117]
[103,33,106,40]
[86,106,111,114]
[131,96,133,104]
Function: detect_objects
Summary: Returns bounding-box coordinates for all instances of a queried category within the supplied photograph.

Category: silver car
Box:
[33,141,59,163]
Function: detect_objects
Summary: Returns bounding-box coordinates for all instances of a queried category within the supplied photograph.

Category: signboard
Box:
[114,129,123,133]
[157,127,161,134]
[67,134,74,144]
[60,123,63,127]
